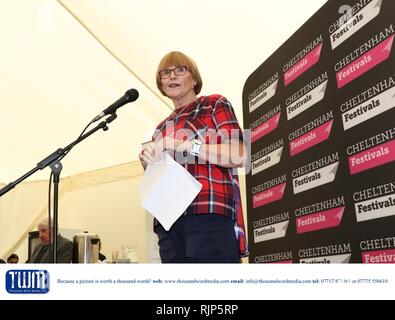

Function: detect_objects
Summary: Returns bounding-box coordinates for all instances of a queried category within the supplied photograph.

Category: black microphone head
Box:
[125,89,139,102]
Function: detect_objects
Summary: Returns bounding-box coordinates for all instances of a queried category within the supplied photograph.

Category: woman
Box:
[139,51,248,263]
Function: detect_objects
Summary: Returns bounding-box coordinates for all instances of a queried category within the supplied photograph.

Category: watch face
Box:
[191,140,202,155]
[193,139,202,145]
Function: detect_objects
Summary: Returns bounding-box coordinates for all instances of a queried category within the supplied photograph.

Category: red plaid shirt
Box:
[153,94,248,256]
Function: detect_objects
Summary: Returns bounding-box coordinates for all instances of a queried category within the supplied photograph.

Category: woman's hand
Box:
[160,136,192,154]
[139,141,156,169]
[139,137,194,169]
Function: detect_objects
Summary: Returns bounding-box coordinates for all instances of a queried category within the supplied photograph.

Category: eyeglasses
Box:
[159,66,188,79]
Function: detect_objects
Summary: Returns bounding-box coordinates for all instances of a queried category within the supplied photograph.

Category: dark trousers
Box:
[154,214,240,263]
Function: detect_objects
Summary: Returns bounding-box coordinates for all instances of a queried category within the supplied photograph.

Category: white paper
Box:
[139,152,202,231]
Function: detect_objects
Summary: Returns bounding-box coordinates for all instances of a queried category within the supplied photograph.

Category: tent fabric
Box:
[0,0,326,261]
[0,161,147,262]
[1,160,247,263]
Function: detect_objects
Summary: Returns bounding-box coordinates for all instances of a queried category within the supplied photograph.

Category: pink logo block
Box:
[362,249,395,264]
[284,43,323,86]
[337,35,394,88]
[348,140,395,175]
[290,120,333,156]
[251,113,281,143]
[253,183,286,208]
[296,206,345,234]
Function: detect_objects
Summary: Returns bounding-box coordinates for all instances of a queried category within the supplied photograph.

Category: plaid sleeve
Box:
[211,96,244,143]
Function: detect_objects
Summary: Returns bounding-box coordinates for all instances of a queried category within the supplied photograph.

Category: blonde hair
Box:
[156,51,203,96]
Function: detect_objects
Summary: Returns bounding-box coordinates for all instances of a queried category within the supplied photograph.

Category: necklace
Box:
[170,97,199,119]
[170,104,189,119]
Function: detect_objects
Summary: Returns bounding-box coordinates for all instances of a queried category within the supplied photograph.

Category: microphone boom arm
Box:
[0,114,118,198]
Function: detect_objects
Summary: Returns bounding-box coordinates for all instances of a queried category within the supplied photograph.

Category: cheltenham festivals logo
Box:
[294,196,345,234]
[299,243,351,263]
[253,212,290,243]
[292,152,340,194]
[248,73,279,113]
[252,174,286,208]
[5,270,49,294]
[329,0,383,50]
[251,105,281,143]
[334,24,394,89]
[347,127,395,175]
[251,139,283,175]
[340,75,395,131]
[289,111,334,156]
[353,180,395,222]
[255,251,293,264]
[360,236,395,263]
[283,35,323,86]
[285,72,328,121]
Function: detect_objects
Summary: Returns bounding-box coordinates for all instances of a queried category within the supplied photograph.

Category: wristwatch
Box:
[190,139,203,156]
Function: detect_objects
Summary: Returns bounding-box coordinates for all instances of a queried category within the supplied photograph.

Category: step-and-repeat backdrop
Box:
[242,0,395,263]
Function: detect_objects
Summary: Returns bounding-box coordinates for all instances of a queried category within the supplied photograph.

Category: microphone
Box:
[91,88,139,123]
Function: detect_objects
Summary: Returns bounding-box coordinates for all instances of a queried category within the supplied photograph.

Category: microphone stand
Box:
[0,113,118,263]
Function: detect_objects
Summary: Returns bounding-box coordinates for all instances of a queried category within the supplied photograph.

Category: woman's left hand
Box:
[155,137,192,157]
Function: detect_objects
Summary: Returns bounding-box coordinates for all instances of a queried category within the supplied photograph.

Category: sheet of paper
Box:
[139,152,202,231]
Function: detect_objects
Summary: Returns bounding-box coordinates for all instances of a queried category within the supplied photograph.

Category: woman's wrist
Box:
[172,139,193,153]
